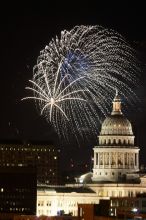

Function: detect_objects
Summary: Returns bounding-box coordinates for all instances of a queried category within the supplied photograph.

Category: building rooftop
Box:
[37,184,95,193]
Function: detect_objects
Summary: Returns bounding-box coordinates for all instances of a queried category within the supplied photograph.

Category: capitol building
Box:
[92,90,139,183]
[37,92,146,216]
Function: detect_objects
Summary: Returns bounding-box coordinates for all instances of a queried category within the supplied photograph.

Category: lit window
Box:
[18,164,23,166]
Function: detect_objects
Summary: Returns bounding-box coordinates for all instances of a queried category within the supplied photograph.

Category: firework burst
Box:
[22,25,140,143]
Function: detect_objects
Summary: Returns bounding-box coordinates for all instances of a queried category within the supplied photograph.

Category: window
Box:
[96,153,98,165]
[79,207,83,217]
[47,201,51,206]
[142,200,146,207]
[119,191,122,197]
[135,153,137,166]
[38,201,44,206]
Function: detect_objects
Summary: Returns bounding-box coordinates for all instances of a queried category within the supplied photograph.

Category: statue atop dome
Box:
[112,89,122,115]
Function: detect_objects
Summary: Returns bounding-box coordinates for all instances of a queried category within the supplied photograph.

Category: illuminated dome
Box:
[100,91,133,136]
[100,115,133,135]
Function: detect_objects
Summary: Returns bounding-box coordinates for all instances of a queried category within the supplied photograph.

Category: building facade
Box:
[0,167,37,215]
[36,180,146,217]
[37,185,97,216]
[0,142,60,184]
[36,92,146,217]
[110,195,146,218]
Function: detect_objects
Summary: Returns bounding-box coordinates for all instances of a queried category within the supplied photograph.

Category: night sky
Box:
[1,3,146,169]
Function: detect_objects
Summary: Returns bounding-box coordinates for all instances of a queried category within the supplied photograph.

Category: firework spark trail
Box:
[22,25,140,142]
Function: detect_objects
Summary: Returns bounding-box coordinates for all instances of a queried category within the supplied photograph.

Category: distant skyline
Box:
[1,4,146,167]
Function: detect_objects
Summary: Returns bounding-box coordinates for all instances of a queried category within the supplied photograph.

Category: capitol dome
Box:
[100,91,133,136]
[100,114,133,135]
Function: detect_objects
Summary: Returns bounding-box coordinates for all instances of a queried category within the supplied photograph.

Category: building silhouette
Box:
[0,167,37,215]
[0,141,60,184]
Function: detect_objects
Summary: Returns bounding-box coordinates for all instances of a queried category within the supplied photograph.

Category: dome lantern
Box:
[100,90,133,136]
[112,89,122,115]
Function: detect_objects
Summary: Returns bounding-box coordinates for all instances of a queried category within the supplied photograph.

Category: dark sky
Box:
[0,3,146,168]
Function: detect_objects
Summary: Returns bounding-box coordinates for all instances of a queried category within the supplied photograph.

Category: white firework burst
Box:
[22,25,140,143]
[22,74,87,122]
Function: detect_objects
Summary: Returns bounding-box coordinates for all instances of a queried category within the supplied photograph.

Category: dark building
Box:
[78,200,110,220]
[0,167,37,215]
[110,196,146,218]
[0,141,60,184]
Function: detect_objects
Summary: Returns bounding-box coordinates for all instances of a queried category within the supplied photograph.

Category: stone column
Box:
[126,152,128,168]
[98,152,100,166]
[116,152,118,168]
[94,151,96,168]
[99,152,102,166]
[106,153,109,166]
[137,153,139,169]
[133,153,135,168]
[103,152,105,168]
[124,153,126,168]
[135,153,137,167]
[127,153,129,168]
[109,152,111,168]
[129,153,131,168]
[123,153,125,168]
